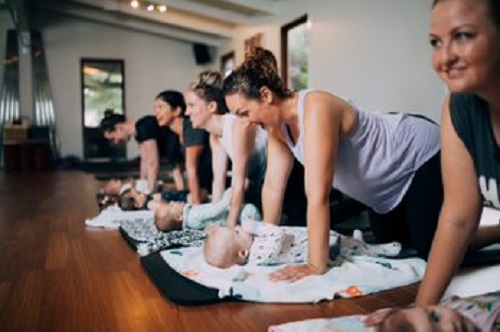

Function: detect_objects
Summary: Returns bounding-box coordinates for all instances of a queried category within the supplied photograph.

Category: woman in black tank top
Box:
[415,0,500,308]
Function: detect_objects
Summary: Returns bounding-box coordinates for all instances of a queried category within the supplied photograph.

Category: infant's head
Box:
[376,305,479,332]
[203,225,254,269]
[154,202,184,231]
[118,187,147,211]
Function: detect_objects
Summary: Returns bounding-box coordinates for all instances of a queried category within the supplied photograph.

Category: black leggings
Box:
[369,152,443,259]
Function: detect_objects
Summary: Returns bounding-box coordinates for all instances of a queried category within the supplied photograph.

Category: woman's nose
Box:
[438,41,459,68]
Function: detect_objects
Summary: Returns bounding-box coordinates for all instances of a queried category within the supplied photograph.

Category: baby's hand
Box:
[268,264,323,283]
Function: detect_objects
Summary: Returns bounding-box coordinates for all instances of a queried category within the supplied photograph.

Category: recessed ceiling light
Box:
[158,5,167,13]
[147,4,154,11]
[130,0,139,9]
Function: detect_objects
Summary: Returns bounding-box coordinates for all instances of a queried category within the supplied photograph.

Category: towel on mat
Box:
[85,205,153,229]
[120,216,205,255]
[268,315,370,332]
[160,246,426,303]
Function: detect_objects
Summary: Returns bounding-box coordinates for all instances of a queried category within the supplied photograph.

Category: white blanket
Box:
[160,247,426,303]
[269,262,500,332]
[85,205,153,229]
[268,206,500,329]
[269,315,370,332]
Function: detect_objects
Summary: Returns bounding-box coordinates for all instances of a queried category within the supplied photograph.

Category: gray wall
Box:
[309,0,446,120]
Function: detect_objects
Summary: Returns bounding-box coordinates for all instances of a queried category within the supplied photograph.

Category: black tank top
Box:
[450,93,500,208]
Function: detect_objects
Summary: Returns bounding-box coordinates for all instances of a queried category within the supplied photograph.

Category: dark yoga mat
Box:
[140,252,235,306]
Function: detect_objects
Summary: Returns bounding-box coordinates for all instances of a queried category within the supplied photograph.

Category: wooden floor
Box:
[0,171,419,331]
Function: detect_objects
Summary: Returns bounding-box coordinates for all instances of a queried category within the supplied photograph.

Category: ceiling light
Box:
[157,5,167,13]
[147,4,154,11]
[130,0,139,9]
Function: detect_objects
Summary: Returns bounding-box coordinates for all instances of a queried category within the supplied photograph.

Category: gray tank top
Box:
[220,114,268,184]
[282,89,440,213]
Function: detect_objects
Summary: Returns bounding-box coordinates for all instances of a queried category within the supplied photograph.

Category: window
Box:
[81,58,126,159]
[281,15,309,90]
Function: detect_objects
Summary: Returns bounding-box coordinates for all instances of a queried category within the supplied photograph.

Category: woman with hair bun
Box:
[185,70,307,226]
[100,111,184,192]
[223,47,443,281]
[184,70,267,226]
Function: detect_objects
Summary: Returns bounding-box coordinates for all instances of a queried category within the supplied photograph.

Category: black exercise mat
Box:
[463,243,500,267]
[141,252,234,306]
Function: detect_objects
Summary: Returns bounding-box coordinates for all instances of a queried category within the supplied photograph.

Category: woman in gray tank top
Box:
[223,47,445,282]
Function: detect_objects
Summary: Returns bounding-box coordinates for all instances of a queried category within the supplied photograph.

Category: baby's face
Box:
[397,305,478,332]
[130,188,147,208]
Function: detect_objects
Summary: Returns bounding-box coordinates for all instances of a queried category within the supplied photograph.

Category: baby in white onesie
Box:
[203,220,401,269]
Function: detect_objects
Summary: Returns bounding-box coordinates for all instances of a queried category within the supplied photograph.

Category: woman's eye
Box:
[429,37,442,49]
[455,32,474,42]
[430,310,440,323]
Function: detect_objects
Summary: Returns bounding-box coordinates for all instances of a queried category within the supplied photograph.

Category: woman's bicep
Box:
[210,137,229,183]
[264,136,294,191]
[440,97,482,226]
[185,145,204,172]
[303,98,339,203]
[231,120,255,183]
[140,140,159,163]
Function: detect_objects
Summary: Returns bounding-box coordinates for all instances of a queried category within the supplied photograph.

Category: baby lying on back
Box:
[203,220,402,269]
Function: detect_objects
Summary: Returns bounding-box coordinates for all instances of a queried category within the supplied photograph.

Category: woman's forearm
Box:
[187,169,202,204]
[416,219,477,305]
[262,183,284,225]
[172,164,185,191]
[307,199,331,272]
[146,161,159,192]
[226,181,246,228]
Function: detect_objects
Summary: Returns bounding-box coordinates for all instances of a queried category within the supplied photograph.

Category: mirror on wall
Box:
[81,58,126,160]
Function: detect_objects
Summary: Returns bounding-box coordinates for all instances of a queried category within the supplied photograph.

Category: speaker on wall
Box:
[193,43,212,65]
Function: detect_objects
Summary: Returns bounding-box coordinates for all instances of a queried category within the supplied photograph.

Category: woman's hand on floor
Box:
[268,264,323,283]
[362,308,393,327]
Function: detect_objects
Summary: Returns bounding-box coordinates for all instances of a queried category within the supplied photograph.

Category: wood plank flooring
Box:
[0,171,419,331]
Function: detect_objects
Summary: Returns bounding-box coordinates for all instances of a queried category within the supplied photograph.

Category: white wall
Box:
[37,11,210,158]
[230,0,446,122]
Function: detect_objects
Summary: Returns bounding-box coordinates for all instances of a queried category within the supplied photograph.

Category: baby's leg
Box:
[239,204,262,222]
[340,230,402,257]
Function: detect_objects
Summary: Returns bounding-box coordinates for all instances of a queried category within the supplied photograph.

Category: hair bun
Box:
[241,47,278,74]
[197,70,222,88]
[104,108,115,118]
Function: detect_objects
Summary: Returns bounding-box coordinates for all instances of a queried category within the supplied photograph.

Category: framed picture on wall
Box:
[220,51,235,78]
